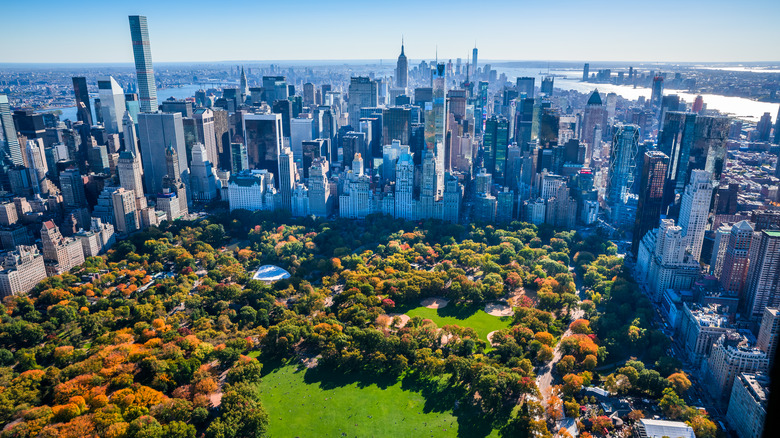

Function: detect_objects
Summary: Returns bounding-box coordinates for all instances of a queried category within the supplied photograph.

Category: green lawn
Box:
[258,365,500,437]
[404,305,512,341]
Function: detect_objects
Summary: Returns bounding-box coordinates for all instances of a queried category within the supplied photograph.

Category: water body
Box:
[43,84,203,123]
[494,67,780,123]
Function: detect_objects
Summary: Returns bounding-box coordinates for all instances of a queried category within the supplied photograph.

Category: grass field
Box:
[404,305,513,341]
[258,364,501,437]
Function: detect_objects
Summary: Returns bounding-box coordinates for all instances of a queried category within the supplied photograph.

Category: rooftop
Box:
[636,419,695,438]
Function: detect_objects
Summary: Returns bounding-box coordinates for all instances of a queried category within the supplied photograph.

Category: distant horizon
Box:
[1,0,778,63]
[2,60,780,68]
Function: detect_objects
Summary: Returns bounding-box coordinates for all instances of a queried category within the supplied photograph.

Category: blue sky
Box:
[1,0,778,63]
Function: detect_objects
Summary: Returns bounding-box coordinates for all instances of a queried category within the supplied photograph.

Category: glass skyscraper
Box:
[128,15,158,113]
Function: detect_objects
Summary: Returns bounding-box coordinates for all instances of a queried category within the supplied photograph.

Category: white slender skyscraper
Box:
[128,15,158,113]
[678,169,713,262]
[98,76,126,134]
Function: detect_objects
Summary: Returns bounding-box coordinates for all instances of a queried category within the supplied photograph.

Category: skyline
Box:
[1,0,779,64]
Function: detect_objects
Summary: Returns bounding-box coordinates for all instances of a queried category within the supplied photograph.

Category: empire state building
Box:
[396,39,408,89]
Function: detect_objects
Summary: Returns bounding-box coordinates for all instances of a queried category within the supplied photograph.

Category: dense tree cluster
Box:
[0,210,717,437]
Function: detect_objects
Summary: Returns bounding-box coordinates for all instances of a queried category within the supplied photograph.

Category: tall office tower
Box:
[447,89,467,120]
[230,143,248,174]
[189,143,218,202]
[272,100,292,138]
[303,83,315,106]
[541,77,554,96]
[163,145,188,214]
[383,107,412,146]
[425,63,448,195]
[193,108,218,164]
[278,147,295,211]
[606,124,640,213]
[128,15,158,113]
[72,77,93,126]
[442,174,461,223]
[290,117,313,165]
[60,167,88,209]
[651,76,664,107]
[97,77,126,134]
[0,95,22,169]
[122,112,139,156]
[632,151,669,255]
[137,112,187,195]
[419,149,437,218]
[341,132,366,169]
[678,170,713,262]
[117,149,146,210]
[582,63,589,81]
[112,188,139,234]
[240,66,248,100]
[307,158,331,217]
[471,46,478,78]
[396,39,408,88]
[242,113,283,178]
[514,97,535,151]
[757,308,779,368]
[483,116,510,183]
[744,230,780,318]
[580,89,606,151]
[516,77,534,98]
[659,112,729,201]
[262,76,288,104]
[347,77,378,127]
[756,112,772,142]
[720,220,754,294]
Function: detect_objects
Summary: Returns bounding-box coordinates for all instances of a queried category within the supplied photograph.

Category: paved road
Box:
[536,264,585,404]
[536,307,584,403]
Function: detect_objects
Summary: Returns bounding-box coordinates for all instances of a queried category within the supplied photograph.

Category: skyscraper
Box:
[426,63,448,195]
[651,76,664,107]
[744,230,780,318]
[659,112,729,203]
[347,77,378,127]
[137,112,188,195]
[632,151,669,255]
[471,45,478,78]
[97,76,126,134]
[582,63,589,81]
[580,89,606,151]
[242,113,282,182]
[483,116,510,183]
[72,77,93,126]
[396,39,408,88]
[720,220,754,295]
[756,112,772,142]
[278,147,295,211]
[189,143,218,202]
[678,170,713,262]
[541,77,554,96]
[606,124,640,213]
[128,15,158,113]
[0,94,22,168]
[193,108,218,165]
[516,77,534,98]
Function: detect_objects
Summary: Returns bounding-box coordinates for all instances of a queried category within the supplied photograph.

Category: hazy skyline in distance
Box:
[1,0,778,64]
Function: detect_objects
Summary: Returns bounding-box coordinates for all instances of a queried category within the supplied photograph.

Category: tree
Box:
[562,374,584,397]
[667,372,692,394]
[687,416,717,438]
[659,388,687,420]
[589,416,613,435]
